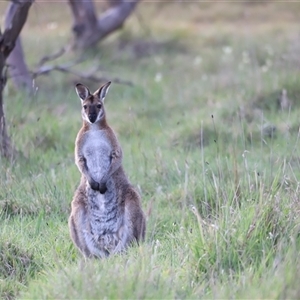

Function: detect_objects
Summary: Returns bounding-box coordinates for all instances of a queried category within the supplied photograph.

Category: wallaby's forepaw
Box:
[99,182,107,194]
[111,149,121,160]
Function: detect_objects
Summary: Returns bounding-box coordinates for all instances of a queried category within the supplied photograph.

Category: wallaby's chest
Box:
[81,130,112,179]
[82,130,112,157]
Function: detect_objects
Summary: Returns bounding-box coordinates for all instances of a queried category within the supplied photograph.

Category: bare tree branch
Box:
[37,47,67,67]
[32,44,133,86]
[97,0,140,40]
[32,63,133,86]
[69,0,141,50]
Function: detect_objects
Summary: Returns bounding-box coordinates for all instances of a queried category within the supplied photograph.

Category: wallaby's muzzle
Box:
[88,114,97,123]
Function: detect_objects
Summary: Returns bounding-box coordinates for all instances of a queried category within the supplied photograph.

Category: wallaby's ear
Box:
[96,81,111,102]
[75,83,90,101]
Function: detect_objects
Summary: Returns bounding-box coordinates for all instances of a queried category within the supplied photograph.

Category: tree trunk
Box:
[0,49,12,158]
[5,3,32,92]
[69,0,99,50]
[0,0,33,158]
[7,37,32,91]
[68,0,141,50]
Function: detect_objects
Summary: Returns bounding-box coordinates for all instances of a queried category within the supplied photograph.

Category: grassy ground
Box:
[1,1,300,299]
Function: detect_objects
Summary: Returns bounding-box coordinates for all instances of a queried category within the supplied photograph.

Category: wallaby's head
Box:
[75,82,111,124]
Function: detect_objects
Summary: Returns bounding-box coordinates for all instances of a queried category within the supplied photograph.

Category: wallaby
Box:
[69,82,146,258]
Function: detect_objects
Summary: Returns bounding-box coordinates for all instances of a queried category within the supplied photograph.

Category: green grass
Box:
[1,1,300,299]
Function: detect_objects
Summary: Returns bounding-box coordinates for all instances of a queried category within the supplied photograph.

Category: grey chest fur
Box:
[82,130,112,182]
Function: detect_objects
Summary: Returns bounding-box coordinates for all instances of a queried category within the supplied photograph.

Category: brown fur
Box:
[69,82,146,258]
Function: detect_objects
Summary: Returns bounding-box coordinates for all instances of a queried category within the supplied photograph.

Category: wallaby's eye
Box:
[96,104,102,109]
[83,105,87,110]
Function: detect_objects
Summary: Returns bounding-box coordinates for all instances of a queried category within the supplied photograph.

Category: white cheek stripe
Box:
[96,110,104,122]
[82,111,92,124]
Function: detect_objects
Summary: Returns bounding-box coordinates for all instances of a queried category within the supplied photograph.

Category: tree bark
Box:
[68,0,141,50]
[0,48,11,158]
[0,0,33,158]
[7,37,32,91]
[5,2,32,91]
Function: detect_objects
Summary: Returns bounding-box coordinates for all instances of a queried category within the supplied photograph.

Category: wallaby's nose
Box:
[89,114,97,123]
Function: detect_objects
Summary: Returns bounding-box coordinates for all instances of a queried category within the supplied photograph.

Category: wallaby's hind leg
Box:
[125,186,146,243]
[111,187,145,255]
[69,204,92,258]
[68,184,92,258]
